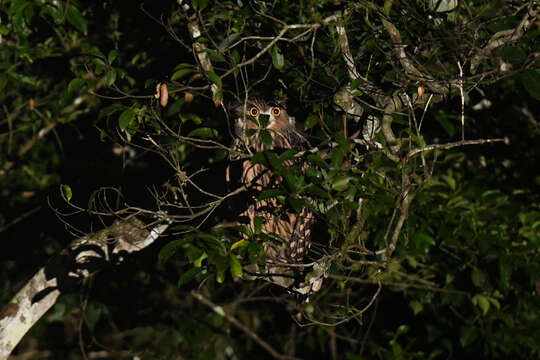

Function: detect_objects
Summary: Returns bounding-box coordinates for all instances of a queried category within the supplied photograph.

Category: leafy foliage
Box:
[1,0,539,359]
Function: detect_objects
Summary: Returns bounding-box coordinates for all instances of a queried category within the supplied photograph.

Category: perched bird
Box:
[229,98,314,287]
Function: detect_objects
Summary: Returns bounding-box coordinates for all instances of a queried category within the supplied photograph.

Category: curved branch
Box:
[0,218,168,359]
[381,17,449,94]
[471,3,538,73]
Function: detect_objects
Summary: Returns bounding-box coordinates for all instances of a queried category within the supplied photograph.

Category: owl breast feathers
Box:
[230,98,313,266]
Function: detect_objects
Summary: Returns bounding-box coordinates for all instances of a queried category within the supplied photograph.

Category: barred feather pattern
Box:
[232,99,313,263]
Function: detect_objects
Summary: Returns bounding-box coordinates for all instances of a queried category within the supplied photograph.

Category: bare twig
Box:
[458,61,465,141]
[191,291,300,360]
[406,138,506,159]
[221,24,319,80]
[0,206,41,233]
[298,281,382,327]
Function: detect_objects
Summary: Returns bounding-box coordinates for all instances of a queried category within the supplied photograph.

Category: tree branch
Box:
[0,218,168,360]
[471,2,538,73]
[191,291,300,360]
[406,138,506,159]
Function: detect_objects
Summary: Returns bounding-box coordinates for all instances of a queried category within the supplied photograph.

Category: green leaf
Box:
[460,326,478,347]
[67,78,85,95]
[230,239,249,251]
[251,152,269,167]
[257,189,282,201]
[390,340,403,357]
[247,243,265,264]
[258,114,269,128]
[350,77,364,90]
[279,149,296,162]
[472,294,490,315]
[84,302,106,331]
[98,103,126,120]
[442,174,456,191]
[306,167,322,181]
[272,45,285,70]
[413,134,426,148]
[23,4,36,26]
[245,128,257,138]
[410,300,423,315]
[396,324,409,335]
[307,154,328,169]
[118,109,135,130]
[253,216,263,234]
[185,245,204,263]
[66,5,88,34]
[429,0,458,12]
[62,184,72,201]
[261,130,273,147]
[0,24,9,35]
[11,1,30,33]
[236,225,252,238]
[332,175,351,191]
[331,147,344,168]
[334,134,351,152]
[520,69,540,100]
[174,63,195,71]
[179,113,202,125]
[304,114,319,130]
[288,197,304,212]
[305,184,329,198]
[106,69,116,87]
[489,297,501,311]
[171,68,195,81]
[187,127,218,138]
[167,98,185,116]
[412,232,435,254]
[204,49,227,63]
[193,0,209,11]
[214,255,227,283]
[205,71,222,89]
[193,252,208,267]
[264,151,283,171]
[39,4,60,22]
[178,267,202,287]
[500,45,526,61]
[107,50,118,64]
[158,239,187,265]
[229,254,243,278]
[471,267,486,288]
[87,190,98,210]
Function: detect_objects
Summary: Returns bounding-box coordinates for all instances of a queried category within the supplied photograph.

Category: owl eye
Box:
[271,107,281,116]
[249,107,259,117]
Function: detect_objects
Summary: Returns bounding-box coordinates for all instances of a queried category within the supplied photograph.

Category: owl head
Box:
[230,97,310,153]
[232,98,295,132]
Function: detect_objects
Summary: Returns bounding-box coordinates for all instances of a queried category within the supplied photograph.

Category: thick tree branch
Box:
[0,218,168,360]
[381,17,449,95]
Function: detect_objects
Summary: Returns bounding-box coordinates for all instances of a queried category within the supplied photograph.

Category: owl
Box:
[229,98,314,287]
